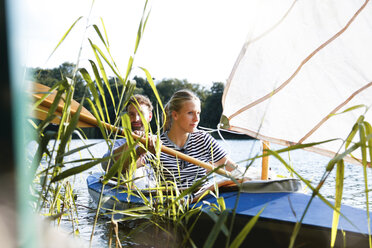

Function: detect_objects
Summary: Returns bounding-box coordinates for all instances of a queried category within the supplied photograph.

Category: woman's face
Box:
[172,99,201,133]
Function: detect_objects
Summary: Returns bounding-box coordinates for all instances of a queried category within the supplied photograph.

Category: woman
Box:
[156,89,238,188]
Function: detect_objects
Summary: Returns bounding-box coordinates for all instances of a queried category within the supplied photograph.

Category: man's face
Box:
[127,103,152,131]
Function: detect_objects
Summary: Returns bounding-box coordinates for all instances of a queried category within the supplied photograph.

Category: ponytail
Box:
[163,102,172,132]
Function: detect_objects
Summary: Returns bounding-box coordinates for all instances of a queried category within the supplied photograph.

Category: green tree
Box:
[155,78,206,104]
[200,82,224,129]
[133,76,154,98]
[28,62,89,102]
[27,62,232,137]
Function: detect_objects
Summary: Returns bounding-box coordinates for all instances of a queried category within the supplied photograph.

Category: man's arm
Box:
[101,139,146,173]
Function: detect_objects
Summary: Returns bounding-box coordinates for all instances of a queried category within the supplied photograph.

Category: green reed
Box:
[29,0,372,247]
[28,0,219,246]
[241,108,372,248]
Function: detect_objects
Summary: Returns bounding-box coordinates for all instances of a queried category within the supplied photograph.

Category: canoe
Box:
[87,173,371,247]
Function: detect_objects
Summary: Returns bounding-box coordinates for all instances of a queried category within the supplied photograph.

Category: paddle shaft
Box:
[32,82,231,177]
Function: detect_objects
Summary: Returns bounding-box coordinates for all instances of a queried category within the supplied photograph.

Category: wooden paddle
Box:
[31,82,232,177]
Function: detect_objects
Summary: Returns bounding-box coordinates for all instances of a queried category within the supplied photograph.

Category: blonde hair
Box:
[163,89,200,132]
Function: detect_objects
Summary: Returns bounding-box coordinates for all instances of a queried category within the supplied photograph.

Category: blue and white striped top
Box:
[153,130,227,188]
[103,130,227,189]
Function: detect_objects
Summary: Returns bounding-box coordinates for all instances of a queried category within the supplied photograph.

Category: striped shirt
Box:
[154,130,227,188]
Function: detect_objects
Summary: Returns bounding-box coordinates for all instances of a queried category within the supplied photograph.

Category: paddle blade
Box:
[33,104,94,128]
[31,82,95,128]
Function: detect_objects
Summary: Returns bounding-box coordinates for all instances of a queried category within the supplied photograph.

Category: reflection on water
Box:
[37,139,372,247]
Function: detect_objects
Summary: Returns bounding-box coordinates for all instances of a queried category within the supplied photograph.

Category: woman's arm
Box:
[214,156,250,180]
[213,156,238,172]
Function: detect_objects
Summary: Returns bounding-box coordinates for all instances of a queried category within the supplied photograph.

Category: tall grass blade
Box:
[199,209,228,237]
[32,131,56,173]
[47,16,83,62]
[51,156,110,182]
[360,121,372,247]
[140,67,165,119]
[35,80,66,131]
[90,40,123,81]
[334,105,366,115]
[53,158,101,166]
[326,142,360,171]
[248,139,336,162]
[32,81,61,110]
[229,206,266,248]
[122,56,134,89]
[267,149,361,233]
[118,80,136,117]
[203,210,229,248]
[56,96,84,166]
[96,18,120,71]
[54,79,74,141]
[134,0,150,54]
[88,41,114,121]
[92,24,107,47]
[330,160,344,248]
[345,115,364,149]
[86,98,108,140]
[55,142,98,159]
[103,141,139,183]
[365,121,372,166]
[80,66,106,121]
[142,8,151,34]
[274,139,337,153]
[100,17,110,48]
[345,123,359,150]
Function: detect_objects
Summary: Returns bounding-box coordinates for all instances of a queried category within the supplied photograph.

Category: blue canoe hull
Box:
[87,173,371,247]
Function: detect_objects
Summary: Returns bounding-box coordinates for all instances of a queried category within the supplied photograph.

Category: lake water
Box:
[34,139,372,247]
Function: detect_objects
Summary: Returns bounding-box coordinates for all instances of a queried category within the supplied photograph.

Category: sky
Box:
[21,0,255,88]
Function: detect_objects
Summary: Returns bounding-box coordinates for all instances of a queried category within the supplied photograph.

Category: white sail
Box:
[221,0,372,165]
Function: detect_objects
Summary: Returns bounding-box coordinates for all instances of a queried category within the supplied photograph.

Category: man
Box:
[101,94,155,187]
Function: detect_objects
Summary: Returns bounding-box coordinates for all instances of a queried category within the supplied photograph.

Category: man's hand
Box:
[133,131,161,155]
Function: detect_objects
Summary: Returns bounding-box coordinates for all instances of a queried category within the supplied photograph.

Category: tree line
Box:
[28,62,250,139]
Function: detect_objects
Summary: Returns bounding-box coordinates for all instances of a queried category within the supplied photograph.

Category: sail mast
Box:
[261,141,269,180]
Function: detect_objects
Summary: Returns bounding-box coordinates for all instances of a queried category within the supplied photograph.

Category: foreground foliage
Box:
[29,1,372,248]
